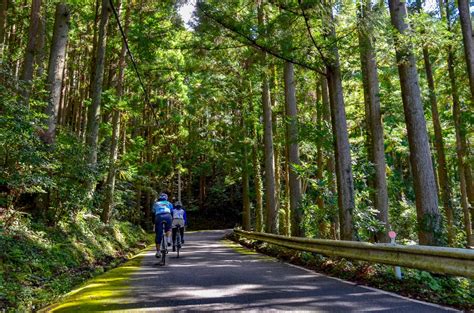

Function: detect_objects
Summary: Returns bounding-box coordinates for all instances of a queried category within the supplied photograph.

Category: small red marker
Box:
[388,231,397,239]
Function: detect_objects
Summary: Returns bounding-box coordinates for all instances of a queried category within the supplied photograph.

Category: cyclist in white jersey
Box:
[172,201,187,251]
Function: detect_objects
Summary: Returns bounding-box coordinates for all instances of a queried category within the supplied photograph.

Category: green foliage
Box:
[0,213,149,312]
[0,97,94,221]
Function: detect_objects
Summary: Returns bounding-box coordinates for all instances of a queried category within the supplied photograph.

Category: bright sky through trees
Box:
[178,0,196,30]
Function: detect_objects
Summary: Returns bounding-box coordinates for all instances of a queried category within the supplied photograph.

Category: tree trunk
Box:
[456,0,474,209]
[388,0,442,245]
[269,64,285,233]
[199,174,206,211]
[0,0,7,56]
[325,62,356,241]
[36,11,47,76]
[251,86,264,233]
[315,80,324,213]
[357,1,389,242]
[101,109,120,223]
[100,0,130,223]
[86,0,110,168]
[457,0,474,102]
[422,47,455,245]
[258,1,278,234]
[20,0,42,104]
[57,56,68,126]
[450,52,473,247]
[44,3,70,144]
[284,62,303,237]
[445,1,473,246]
[320,74,339,240]
[283,146,291,236]
[242,114,251,231]
[319,1,356,240]
[262,74,278,233]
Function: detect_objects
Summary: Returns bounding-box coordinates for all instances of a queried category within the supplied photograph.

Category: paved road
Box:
[118,230,456,312]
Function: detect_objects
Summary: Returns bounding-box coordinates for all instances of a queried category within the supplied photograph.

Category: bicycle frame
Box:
[160,221,168,265]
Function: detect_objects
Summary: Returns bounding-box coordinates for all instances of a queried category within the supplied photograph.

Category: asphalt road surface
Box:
[118,230,457,312]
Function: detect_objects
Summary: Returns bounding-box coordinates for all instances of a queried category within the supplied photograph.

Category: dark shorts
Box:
[155,213,172,244]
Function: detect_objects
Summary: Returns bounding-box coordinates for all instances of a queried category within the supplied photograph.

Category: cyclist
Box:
[152,192,173,258]
[172,201,187,252]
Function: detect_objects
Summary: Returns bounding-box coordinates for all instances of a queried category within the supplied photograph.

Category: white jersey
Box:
[173,208,185,220]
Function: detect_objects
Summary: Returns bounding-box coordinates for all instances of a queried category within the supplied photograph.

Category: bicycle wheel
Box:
[176,228,181,258]
[160,231,167,265]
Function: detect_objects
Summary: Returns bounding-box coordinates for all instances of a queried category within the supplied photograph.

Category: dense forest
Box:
[1,0,474,247]
[1,0,474,309]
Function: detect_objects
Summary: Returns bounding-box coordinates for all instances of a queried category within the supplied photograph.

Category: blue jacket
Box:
[152,200,173,225]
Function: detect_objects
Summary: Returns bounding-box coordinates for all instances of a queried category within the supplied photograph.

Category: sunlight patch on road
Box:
[165,284,263,299]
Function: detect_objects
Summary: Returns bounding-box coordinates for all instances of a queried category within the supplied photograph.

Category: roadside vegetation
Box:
[1,0,474,310]
[229,233,474,311]
[0,214,149,311]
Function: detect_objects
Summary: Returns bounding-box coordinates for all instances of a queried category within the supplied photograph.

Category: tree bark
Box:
[449,50,473,247]
[258,1,278,234]
[283,145,291,236]
[262,74,278,233]
[100,0,130,223]
[20,0,42,104]
[270,67,284,235]
[357,1,389,242]
[0,0,7,56]
[251,79,264,232]
[242,113,251,231]
[319,1,356,240]
[320,74,339,239]
[388,0,442,245]
[457,0,474,102]
[34,12,46,77]
[252,139,264,232]
[86,0,110,167]
[456,0,474,209]
[326,64,356,241]
[101,109,120,223]
[316,80,324,214]
[422,47,455,245]
[445,2,473,246]
[44,3,70,144]
[284,62,303,237]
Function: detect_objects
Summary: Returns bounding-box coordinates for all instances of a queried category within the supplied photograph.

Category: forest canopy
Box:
[0,0,473,247]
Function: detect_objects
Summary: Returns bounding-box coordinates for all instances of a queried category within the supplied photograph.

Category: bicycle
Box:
[174,225,183,258]
[159,221,168,265]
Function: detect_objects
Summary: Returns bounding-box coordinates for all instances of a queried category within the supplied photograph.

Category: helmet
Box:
[174,201,182,207]
[159,193,168,201]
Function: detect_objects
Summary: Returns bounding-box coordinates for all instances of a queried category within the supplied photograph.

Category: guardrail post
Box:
[389,231,402,280]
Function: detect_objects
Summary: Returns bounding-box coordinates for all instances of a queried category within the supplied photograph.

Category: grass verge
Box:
[0,213,152,312]
[39,250,147,312]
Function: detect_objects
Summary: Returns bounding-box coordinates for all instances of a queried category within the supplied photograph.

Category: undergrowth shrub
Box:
[0,213,150,312]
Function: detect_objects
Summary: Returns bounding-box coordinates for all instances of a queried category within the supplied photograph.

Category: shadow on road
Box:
[48,230,455,312]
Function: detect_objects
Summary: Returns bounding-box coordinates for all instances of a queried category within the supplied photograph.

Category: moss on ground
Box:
[40,251,146,312]
[0,213,151,312]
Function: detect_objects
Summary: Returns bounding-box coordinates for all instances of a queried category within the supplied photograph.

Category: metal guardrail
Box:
[234,229,474,278]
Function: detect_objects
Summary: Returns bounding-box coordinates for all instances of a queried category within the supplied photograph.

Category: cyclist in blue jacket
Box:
[171,201,187,251]
[152,193,173,258]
